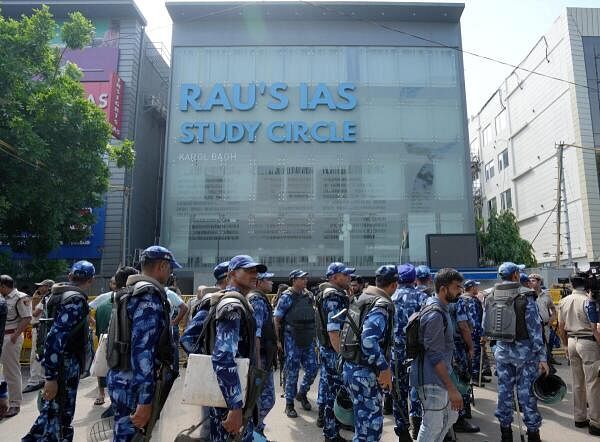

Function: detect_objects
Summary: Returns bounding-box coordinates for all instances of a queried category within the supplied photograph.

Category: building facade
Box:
[470,7,600,268]
[2,0,169,289]
[164,2,474,286]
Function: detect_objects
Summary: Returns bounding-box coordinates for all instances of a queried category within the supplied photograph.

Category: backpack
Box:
[482,282,530,342]
[106,278,173,371]
[405,303,448,360]
[315,285,348,348]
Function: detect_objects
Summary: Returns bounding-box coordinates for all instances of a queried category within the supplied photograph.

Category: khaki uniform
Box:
[26,300,46,386]
[1,289,32,407]
[558,290,600,427]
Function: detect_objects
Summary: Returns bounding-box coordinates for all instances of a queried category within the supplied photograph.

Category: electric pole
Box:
[555,142,564,269]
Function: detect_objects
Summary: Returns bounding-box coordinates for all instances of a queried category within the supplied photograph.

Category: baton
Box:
[478,341,485,387]
[514,386,525,442]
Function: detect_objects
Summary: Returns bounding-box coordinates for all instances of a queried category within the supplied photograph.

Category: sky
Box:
[136,0,600,116]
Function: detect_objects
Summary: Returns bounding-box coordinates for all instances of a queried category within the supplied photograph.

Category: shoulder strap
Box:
[420,303,447,327]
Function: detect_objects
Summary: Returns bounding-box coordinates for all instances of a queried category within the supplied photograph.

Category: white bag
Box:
[181,354,249,408]
[90,334,109,378]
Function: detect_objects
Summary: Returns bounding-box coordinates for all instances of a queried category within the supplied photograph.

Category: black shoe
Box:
[483,368,493,376]
[410,416,422,440]
[453,417,480,433]
[501,425,513,442]
[575,420,589,428]
[3,407,20,418]
[590,425,600,436]
[383,393,393,415]
[324,435,349,442]
[285,403,298,418]
[316,406,324,428]
[527,429,541,442]
[22,382,44,394]
[295,392,312,411]
[397,429,412,442]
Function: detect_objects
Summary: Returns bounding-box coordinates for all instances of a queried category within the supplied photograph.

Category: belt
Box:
[4,329,16,335]
[568,335,595,341]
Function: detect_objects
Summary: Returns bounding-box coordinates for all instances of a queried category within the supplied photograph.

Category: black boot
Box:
[285,402,298,418]
[316,405,324,428]
[526,429,541,442]
[464,402,472,419]
[453,416,480,433]
[397,428,412,442]
[410,416,422,440]
[296,392,312,411]
[324,434,349,442]
[501,425,513,442]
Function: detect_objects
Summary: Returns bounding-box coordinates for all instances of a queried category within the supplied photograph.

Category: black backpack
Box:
[405,303,447,360]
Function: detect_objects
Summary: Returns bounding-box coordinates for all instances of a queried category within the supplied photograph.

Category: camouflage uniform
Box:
[22,290,88,442]
[462,294,488,378]
[273,291,318,402]
[249,292,275,434]
[210,286,255,442]
[391,285,427,434]
[448,298,471,419]
[492,294,546,431]
[343,298,391,442]
[319,288,349,439]
[107,288,169,442]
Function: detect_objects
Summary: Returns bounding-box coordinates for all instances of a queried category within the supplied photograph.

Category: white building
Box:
[470,7,600,268]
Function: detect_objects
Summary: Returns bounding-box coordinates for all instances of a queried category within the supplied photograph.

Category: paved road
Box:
[0,356,594,441]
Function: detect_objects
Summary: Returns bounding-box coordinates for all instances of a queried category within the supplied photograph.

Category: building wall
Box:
[469,7,600,267]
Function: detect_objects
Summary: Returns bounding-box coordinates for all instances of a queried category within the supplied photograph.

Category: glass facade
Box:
[162,46,471,276]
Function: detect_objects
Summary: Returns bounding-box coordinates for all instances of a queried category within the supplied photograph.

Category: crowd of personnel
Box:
[0,245,599,442]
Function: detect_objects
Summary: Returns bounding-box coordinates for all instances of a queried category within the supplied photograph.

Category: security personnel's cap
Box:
[70,260,96,279]
[213,261,230,281]
[258,272,274,280]
[289,269,308,279]
[397,263,416,283]
[415,265,431,279]
[140,245,182,269]
[326,262,355,278]
[228,255,267,273]
[498,262,525,279]
[464,280,480,289]
[34,279,55,287]
[375,265,398,283]
[520,272,530,284]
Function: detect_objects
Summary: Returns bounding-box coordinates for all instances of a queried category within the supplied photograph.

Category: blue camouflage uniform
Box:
[462,293,487,379]
[274,289,318,403]
[249,291,275,434]
[210,285,255,442]
[489,290,546,431]
[181,308,209,355]
[23,285,89,442]
[587,299,600,324]
[107,286,170,442]
[391,283,427,434]
[319,284,350,439]
[343,285,393,442]
[448,297,472,418]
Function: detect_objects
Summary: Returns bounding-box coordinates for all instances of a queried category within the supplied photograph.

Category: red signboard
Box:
[82,72,123,139]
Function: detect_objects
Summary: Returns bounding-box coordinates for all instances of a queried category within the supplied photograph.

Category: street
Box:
[0,356,593,441]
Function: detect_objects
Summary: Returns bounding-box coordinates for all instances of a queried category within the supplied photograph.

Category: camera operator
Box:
[557,272,600,436]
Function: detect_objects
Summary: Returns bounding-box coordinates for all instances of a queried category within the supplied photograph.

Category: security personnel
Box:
[448,291,479,433]
[415,265,434,297]
[0,291,8,416]
[391,263,426,441]
[341,265,396,442]
[557,273,600,436]
[274,269,318,418]
[22,261,94,441]
[249,272,277,437]
[483,262,549,442]
[0,274,32,418]
[462,280,491,382]
[187,261,229,325]
[107,246,179,441]
[316,262,354,442]
[209,255,266,442]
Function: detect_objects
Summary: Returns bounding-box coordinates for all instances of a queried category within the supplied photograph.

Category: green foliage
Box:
[108,139,136,169]
[0,252,67,283]
[477,211,537,267]
[60,11,94,49]
[0,6,111,258]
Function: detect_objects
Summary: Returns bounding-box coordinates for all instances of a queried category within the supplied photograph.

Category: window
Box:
[484,160,495,181]
[501,189,512,210]
[495,110,507,134]
[482,124,493,146]
[498,149,509,171]
[487,197,497,215]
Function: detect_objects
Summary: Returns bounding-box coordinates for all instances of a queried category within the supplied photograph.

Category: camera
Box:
[584,262,600,301]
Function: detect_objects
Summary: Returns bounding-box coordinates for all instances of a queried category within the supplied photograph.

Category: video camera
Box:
[583,262,600,301]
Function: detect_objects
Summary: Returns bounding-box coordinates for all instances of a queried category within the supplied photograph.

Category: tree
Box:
[477,211,537,268]
[0,7,112,262]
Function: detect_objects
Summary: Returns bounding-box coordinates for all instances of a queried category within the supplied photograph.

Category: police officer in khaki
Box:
[557,272,600,436]
[0,274,32,417]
